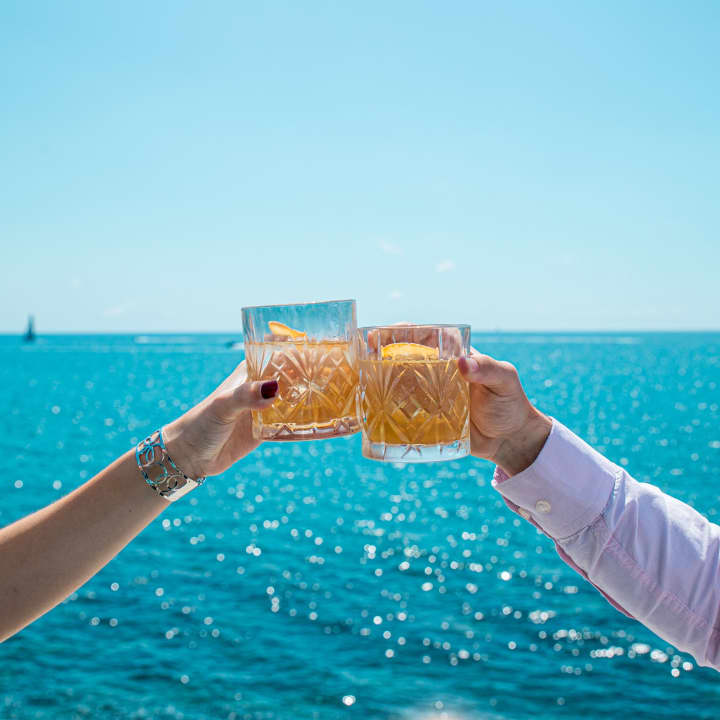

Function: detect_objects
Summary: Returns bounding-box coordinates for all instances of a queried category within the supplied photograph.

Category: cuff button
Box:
[535,499,552,514]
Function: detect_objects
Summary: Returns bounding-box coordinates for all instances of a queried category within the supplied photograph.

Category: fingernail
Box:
[261,380,278,399]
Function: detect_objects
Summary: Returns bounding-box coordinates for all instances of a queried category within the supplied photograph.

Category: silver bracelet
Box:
[135,429,205,502]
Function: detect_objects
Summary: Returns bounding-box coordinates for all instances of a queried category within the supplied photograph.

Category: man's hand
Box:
[458,349,552,476]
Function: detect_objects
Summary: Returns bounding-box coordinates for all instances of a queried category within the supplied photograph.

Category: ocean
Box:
[1,332,720,719]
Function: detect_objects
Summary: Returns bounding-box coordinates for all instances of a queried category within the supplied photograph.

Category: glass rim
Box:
[358,323,471,331]
[242,298,356,312]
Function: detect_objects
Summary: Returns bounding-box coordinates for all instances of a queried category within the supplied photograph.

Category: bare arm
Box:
[0,363,277,642]
[0,451,165,641]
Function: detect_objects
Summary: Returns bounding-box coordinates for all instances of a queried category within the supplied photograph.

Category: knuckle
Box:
[208,393,232,421]
[235,382,255,403]
[209,393,227,412]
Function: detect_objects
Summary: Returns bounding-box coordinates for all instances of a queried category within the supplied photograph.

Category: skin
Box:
[0,352,549,642]
[0,364,275,643]
[458,349,553,476]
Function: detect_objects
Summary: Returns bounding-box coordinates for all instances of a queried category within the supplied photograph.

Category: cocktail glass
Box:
[357,324,471,462]
[242,300,359,441]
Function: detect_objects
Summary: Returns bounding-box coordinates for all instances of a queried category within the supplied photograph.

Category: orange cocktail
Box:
[357,326,471,462]
[242,301,359,441]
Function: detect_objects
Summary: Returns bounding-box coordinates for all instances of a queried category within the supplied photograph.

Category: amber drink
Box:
[357,325,470,462]
[242,300,359,441]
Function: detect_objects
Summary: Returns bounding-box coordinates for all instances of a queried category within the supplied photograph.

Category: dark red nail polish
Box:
[261,380,278,399]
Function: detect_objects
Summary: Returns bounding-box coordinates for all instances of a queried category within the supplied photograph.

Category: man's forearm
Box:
[494,419,720,671]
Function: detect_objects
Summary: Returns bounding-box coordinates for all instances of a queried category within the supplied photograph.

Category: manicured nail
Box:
[261,380,278,399]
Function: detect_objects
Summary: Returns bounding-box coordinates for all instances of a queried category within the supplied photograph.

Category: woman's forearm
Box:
[0,366,274,643]
[0,450,167,642]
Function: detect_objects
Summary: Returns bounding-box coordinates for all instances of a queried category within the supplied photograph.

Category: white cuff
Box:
[492,420,619,539]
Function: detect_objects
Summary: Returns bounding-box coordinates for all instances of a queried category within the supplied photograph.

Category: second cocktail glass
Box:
[242,299,359,441]
[356,324,471,462]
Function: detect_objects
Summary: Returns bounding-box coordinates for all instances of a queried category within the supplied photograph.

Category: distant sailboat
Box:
[23,315,36,342]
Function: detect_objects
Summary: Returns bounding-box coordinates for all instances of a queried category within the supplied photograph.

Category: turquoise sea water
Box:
[2,333,720,719]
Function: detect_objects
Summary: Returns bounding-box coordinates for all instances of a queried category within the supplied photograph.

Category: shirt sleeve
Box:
[493,419,720,671]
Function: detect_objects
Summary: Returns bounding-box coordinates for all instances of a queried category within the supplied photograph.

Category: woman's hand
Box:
[458,349,552,476]
[162,362,278,479]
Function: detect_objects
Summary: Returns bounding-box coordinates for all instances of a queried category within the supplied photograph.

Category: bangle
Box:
[135,429,205,502]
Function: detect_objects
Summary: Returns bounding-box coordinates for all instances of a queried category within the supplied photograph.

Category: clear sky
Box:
[1,1,719,333]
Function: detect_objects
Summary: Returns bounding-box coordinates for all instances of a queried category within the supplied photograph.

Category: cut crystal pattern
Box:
[246,340,359,441]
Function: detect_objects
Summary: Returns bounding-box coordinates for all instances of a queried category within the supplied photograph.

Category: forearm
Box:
[494,420,720,670]
[0,365,273,643]
[560,469,720,668]
[0,450,166,642]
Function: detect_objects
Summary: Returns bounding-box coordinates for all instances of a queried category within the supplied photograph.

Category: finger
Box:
[212,380,278,420]
[467,418,502,460]
[458,349,518,391]
[440,326,463,356]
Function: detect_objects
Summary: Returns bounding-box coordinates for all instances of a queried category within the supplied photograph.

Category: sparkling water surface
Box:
[2,333,720,719]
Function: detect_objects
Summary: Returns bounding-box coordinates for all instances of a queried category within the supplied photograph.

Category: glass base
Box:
[362,436,470,463]
[255,415,360,442]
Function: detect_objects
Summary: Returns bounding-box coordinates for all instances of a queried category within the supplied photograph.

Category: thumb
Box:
[458,350,519,392]
[212,379,278,420]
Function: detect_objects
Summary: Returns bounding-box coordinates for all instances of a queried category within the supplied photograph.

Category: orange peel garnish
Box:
[268,321,307,339]
[381,342,439,360]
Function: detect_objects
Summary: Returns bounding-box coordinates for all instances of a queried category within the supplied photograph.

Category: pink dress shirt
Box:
[493,419,720,671]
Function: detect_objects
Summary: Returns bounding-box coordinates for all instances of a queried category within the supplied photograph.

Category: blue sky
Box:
[1,1,719,332]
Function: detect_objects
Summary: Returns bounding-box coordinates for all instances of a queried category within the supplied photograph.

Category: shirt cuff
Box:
[492,420,619,540]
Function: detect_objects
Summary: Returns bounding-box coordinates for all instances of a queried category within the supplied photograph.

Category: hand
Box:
[458,349,552,476]
[162,362,278,479]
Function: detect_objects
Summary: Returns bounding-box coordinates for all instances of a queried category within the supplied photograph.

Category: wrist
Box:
[162,419,204,481]
[492,410,552,477]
